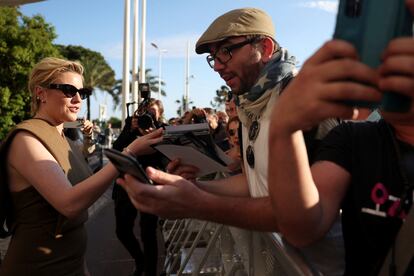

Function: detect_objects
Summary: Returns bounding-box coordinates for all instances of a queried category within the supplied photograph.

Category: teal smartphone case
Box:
[334,0,413,111]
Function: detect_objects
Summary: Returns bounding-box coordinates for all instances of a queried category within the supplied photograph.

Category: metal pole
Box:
[158,49,162,99]
[151,43,161,99]
[132,0,139,112]
[184,40,190,112]
[152,43,167,100]
[121,0,131,127]
[139,0,147,103]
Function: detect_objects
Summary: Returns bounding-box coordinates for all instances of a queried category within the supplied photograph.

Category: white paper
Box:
[154,144,230,177]
[164,123,209,134]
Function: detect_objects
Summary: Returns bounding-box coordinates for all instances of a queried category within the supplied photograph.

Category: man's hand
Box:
[378,0,414,120]
[270,40,382,136]
[116,167,205,218]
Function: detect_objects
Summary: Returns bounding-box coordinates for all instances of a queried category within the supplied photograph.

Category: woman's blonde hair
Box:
[28,57,84,115]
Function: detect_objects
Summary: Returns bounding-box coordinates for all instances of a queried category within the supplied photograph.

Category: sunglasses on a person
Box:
[228,129,237,136]
[48,84,92,100]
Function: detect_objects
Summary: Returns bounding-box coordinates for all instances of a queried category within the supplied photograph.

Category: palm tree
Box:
[175,95,194,117]
[138,68,166,97]
[57,45,116,120]
[82,58,116,119]
[109,68,166,111]
[210,85,230,109]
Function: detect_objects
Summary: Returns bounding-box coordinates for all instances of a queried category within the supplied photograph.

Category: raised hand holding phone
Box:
[334,0,414,111]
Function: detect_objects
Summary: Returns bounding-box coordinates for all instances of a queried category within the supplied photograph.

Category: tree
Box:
[57,45,116,120]
[139,68,166,97]
[0,7,60,140]
[175,96,194,117]
[109,68,166,111]
[107,116,122,129]
[210,85,230,109]
[107,79,123,109]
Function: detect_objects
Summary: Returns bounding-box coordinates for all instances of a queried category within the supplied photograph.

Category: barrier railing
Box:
[162,219,315,276]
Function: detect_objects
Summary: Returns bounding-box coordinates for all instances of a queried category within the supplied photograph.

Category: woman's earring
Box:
[37,96,46,103]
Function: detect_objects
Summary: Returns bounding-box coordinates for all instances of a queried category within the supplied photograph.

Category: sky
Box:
[20,0,339,121]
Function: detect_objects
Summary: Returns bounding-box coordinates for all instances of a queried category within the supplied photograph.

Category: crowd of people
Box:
[116,2,414,275]
[1,1,414,275]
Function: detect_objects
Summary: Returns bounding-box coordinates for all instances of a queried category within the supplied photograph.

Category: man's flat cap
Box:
[195,8,275,54]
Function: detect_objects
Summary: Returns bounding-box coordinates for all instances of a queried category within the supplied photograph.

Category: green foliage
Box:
[109,68,166,111]
[56,45,116,92]
[210,85,230,109]
[0,7,60,140]
[107,79,122,109]
[139,68,166,97]
[107,117,122,129]
[57,45,116,120]
[175,96,194,117]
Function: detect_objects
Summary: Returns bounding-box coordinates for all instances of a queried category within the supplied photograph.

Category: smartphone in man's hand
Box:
[333,0,413,112]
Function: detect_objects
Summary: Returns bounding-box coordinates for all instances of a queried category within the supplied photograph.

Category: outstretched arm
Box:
[116,168,279,231]
[267,40,380,246]
[8,128,163,219]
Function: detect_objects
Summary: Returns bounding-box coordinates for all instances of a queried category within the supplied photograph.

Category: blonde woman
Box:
[0,57,162,275]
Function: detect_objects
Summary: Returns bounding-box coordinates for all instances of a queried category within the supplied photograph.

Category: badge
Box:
[246,145,255,168]
[248,121,260,141]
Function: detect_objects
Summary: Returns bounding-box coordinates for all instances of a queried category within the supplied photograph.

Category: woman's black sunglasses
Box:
[228,129,237,136]
[48,84,92,100]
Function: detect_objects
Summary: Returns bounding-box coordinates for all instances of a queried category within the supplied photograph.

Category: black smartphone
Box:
[104,148,153,185]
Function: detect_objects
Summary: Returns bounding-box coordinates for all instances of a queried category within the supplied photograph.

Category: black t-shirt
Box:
[315,119,413,275]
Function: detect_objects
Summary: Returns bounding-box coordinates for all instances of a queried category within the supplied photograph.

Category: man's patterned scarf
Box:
[236,48,297,128]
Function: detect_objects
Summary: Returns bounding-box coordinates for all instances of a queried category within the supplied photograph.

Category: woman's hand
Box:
[81,119,93,137]
[128,128,163,156]
[225,147,242,172]
[166,159,199,181]
[116,167,205,219]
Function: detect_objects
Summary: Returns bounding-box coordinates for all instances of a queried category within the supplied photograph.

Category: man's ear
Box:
[260,37,276,62]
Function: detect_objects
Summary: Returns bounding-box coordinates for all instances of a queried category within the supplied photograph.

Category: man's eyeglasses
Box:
[48,84,92,100]
[206,37,259,68]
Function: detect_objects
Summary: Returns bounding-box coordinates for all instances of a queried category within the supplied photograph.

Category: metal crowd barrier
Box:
[161,219,315,276]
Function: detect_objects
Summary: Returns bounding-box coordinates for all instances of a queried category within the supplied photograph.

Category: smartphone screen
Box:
[104,148,153,184]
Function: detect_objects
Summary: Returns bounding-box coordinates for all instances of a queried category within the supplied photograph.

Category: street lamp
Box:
[184,40,195,112]
[151,42,167,99]
[184,74,195,112]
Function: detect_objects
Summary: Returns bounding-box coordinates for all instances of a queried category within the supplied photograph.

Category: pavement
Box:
[0,185,166,276]
[85,185,137,276]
